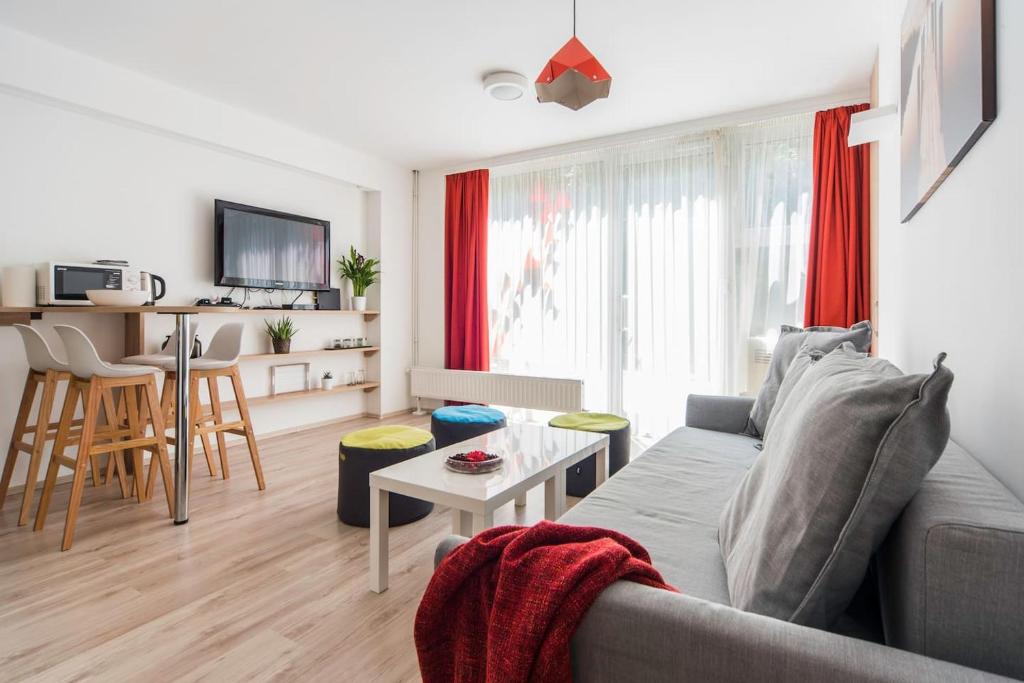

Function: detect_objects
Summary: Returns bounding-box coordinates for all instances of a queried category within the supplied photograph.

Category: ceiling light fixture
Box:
[483,71,528,101]
[535,0,611,111]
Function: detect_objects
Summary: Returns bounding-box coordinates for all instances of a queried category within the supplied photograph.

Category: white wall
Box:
[415,168,449,370]
[0,26,414,487]
[875,1,1023,499]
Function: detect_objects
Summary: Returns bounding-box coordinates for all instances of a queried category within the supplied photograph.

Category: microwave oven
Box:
[36,262,140,305]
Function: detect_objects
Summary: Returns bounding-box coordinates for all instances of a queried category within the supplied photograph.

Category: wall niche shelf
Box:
[215,382,380,411]
[240,346,379,362]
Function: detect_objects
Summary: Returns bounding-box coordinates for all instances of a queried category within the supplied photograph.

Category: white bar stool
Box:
[1,326,78,526]
[120,320,199,366]
[34,325,174,551]
[159,322,265,490]
[121,320,212,476]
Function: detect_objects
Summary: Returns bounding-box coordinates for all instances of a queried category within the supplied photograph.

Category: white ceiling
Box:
[0,0,884,169]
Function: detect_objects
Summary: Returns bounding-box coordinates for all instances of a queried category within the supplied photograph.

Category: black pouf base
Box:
[566,425,631,497]
[337,439,436,527]
[431,415,508,450]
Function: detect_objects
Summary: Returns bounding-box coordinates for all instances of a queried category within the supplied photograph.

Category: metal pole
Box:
[173,312,190,524]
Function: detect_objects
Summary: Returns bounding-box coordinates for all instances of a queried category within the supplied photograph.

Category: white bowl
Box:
[85,289,150,306]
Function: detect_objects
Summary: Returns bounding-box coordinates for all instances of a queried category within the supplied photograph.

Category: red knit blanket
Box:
[414,520,677,682]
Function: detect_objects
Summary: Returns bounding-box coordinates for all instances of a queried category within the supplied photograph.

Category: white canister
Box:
[1,265,37,307]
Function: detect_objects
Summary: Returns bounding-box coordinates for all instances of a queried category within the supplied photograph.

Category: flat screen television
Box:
[214,199,331,291]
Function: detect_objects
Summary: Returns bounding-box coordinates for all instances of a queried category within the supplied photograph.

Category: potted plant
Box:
[264,316,298,354]
[321,370,335,391]
[337,246,380,311]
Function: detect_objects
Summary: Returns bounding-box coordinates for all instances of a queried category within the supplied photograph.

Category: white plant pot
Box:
[322,378,336,391]
[351,296,367,311]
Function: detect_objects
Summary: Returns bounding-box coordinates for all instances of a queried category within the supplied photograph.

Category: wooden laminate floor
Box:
[0,412,553,682]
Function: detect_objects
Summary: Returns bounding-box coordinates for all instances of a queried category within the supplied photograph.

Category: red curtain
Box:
[445,169,490,371]
[804,104,871,328]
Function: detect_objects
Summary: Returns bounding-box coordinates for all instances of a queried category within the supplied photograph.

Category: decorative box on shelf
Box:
[270,362,311,396]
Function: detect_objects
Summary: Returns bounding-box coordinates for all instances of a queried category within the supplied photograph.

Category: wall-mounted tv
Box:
[214,199,331,291]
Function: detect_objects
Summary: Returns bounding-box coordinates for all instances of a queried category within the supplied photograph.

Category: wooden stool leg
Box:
[35,380,80,531]
[1,371,37,510]
[191,377,217,477]
[111,451,131,499]
[137,384,151,432]
[142,377,175,517]
[61,382,102,551]
[98,387,131,499]
[17,371,59,526]
[161,374,175,425]
[95,389,121,487]
[124,384,146,502]
[229,366,265,490]
[207,376,230,479]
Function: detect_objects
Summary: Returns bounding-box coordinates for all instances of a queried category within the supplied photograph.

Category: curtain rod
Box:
[428,89,868,175]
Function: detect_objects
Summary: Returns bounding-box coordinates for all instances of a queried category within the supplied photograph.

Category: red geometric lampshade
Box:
[535,36,611,111]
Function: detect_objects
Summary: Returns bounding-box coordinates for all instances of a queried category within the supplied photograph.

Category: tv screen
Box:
[215,200,331,291]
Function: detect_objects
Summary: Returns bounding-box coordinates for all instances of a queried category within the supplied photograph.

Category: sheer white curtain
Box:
[723,115,814,395]
[488,153,612,411]
[617,133,724,436]
[487,113,813,439]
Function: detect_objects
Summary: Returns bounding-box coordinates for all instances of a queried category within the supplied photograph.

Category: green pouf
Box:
[549,412,631,497]
[338,425,435,527]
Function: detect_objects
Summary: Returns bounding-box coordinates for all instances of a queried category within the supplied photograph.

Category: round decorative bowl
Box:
[445,451,502,474]
[86,289,149,306]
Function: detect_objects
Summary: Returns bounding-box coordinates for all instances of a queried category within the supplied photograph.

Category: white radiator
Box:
[409,368,584,413]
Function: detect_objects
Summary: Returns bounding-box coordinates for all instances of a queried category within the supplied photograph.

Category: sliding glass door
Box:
[487,114,812,441]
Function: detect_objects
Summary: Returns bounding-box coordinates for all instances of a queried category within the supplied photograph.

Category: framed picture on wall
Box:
[900,0,996,222]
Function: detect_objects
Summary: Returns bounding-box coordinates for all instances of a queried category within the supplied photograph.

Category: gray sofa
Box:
[435,395,1024,682]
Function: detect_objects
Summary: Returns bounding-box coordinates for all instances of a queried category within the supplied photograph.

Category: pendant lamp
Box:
[535,0,611,110]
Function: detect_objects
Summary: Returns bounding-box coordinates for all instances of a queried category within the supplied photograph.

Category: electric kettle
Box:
[139,272,166,305]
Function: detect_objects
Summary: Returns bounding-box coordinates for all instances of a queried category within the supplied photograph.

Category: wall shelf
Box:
[240,346,379,361]
[0,306,380,325]
[215,382,380,411]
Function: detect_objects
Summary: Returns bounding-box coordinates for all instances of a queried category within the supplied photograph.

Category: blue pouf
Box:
[430,405,507,449]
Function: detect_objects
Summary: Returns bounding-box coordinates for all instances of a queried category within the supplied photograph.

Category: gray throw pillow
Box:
[745,320,873,438]
[762,345,824,437]
[719,344,953,629]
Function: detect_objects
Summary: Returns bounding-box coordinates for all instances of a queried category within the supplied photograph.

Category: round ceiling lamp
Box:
[535,0,611,111]
[483,71,528,101]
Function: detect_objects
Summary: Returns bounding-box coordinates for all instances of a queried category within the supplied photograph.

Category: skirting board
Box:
[2,408,415,495]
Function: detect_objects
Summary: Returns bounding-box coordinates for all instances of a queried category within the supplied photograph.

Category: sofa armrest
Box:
[434,535,469,568]
[432,539,1005,681]
[685,394,755,434]
[571,582,1010,683]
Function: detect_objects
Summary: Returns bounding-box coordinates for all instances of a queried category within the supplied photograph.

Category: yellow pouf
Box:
[338,425,435,527]
[340,425,433,452]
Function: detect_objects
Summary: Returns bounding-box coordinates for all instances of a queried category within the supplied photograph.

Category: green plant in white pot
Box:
[337,246,380,311]
[321,370,335,391]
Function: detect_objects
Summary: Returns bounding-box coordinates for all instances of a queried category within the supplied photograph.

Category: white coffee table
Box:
[367,422,609,593]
